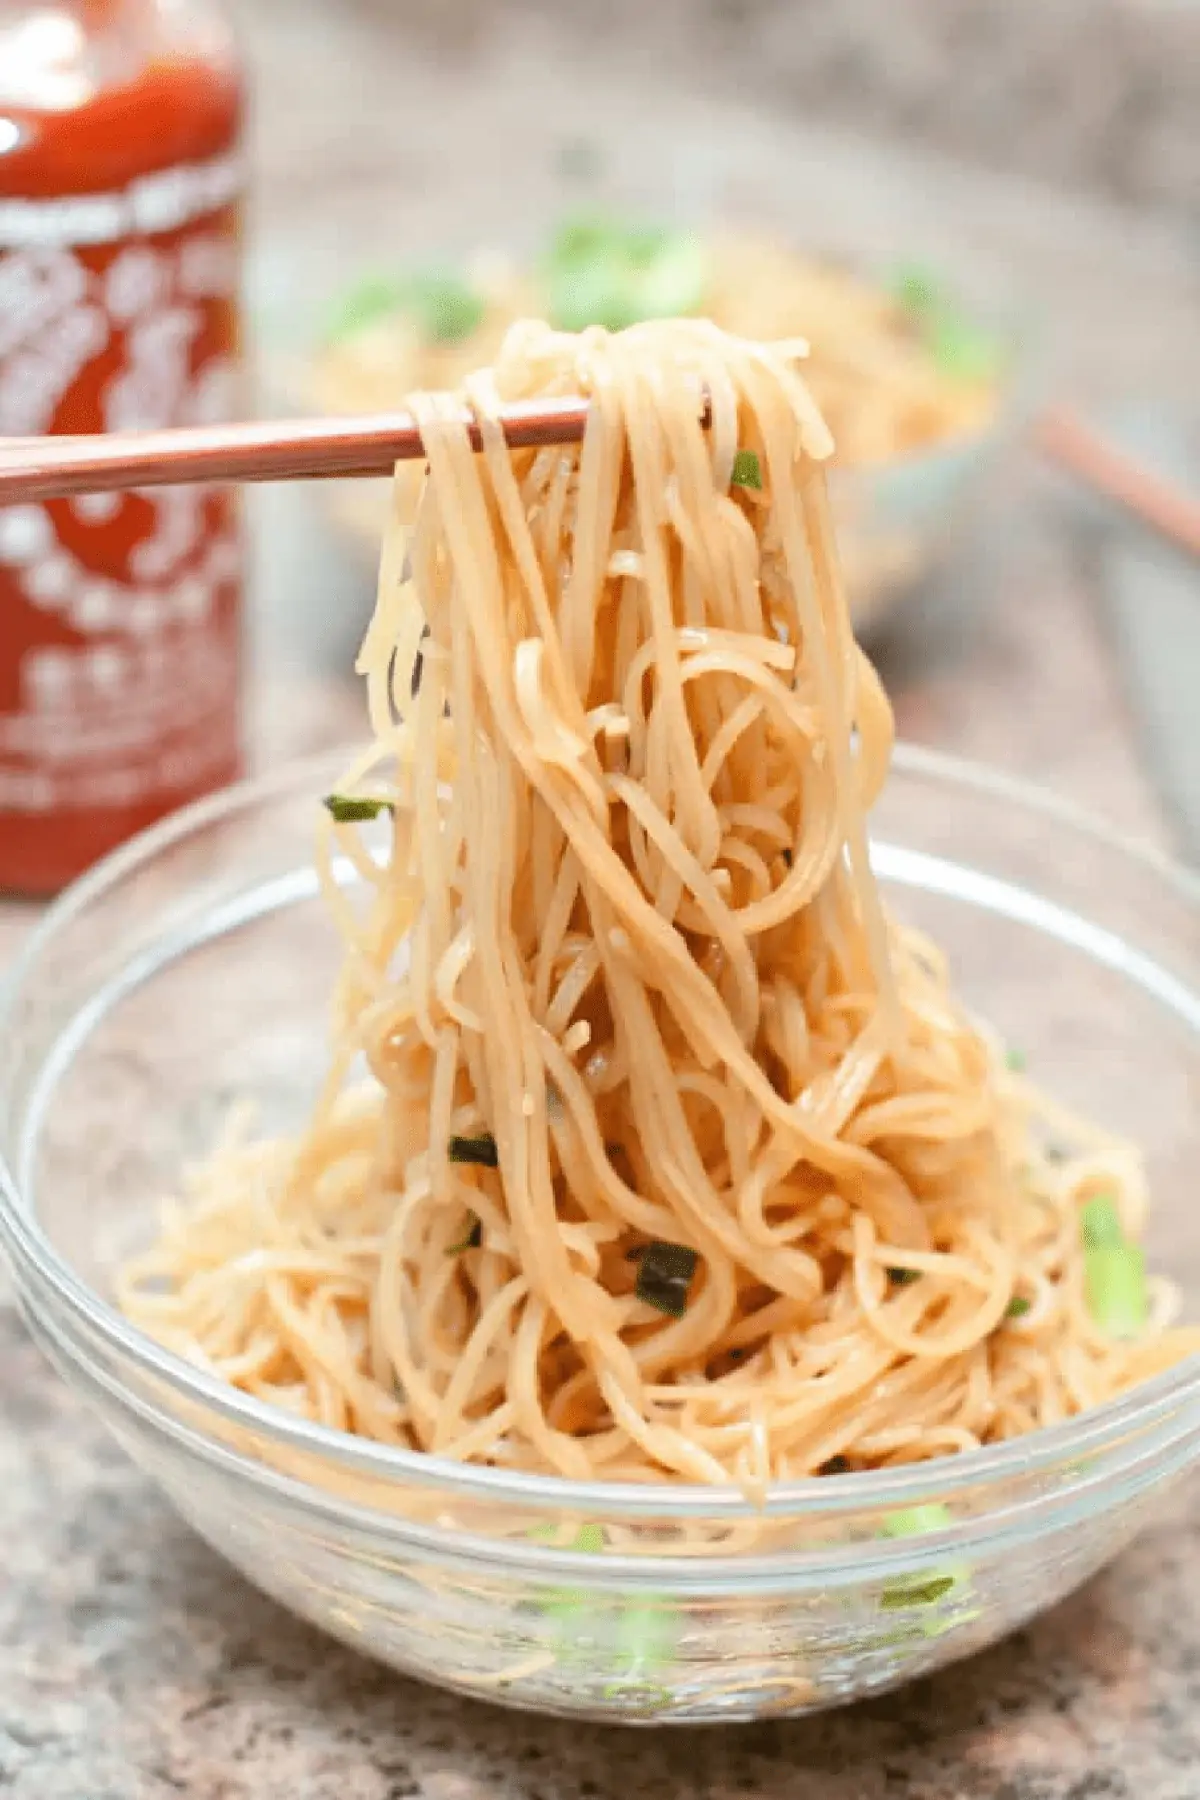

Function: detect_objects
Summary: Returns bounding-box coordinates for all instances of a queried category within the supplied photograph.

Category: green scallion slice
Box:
[448,1133,499,1169]
[325,269,483,349]
[882,1503,953,1539]
[603,1594,678,1705]
[633,1242,698,1318]
[323,793,394,823]
[535,1521,606,1629]
[890,263,1000,383]
[1080,1197,1148,1339]
[892,264,942,319]
[1005,1295,1032,1319]
[887,1266,922,1287]
[527,1523,677,1703]
[730,448,762,490]
[633,234,706,319]
[447,1215,482,1254]
[928,316,1000,383]
[1080,1194,1124,1249]
[324,275,407,343]
[1084,1245,1148,1338]
[405,271,485,345]
[543,213,706,334]
[880,1502,969,1613]
[880,1573,957,1610]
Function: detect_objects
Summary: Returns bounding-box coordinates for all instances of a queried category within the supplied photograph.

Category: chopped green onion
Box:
[543,213,706,334]
[447,1215,482,1254]
[730,448,762,490]
[448,1133,499,1168]
[528,1522,677,1703]
[892,264,942,319]
[550,214,617,264]
[602,1595,678,1706]
[928,316,1000,383]
[880,1502,969,1614]
[887,1267,922,1287]
[882,1503,953,1539]
[323,793,394,823]
[1005,1295,1032,1319]
[633,1242,698,1317]
[624,223,673,262]
[1005,1046,1026,1072]
[405,270,485,345]
[890,263,1000,383]
[633,234,706,319]
[880,1573,957,1610]
[550,261,642,334]
[1081,1197,1148,1338]
[1080,1194,1124,1250]
[324,275,408,343]
[535,1522,605,1631]
[1085,1245,1148,1338]
[325,270,483,348]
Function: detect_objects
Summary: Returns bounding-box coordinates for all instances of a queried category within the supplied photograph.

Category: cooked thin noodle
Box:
[121,319,1199,1493]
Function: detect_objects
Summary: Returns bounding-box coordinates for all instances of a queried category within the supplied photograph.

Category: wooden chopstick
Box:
[9,395,1192,566]
[1036,406,1200,563]
[0,397,596,503]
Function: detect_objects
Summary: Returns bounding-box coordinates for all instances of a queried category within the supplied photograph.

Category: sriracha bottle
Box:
[0,0,246,895]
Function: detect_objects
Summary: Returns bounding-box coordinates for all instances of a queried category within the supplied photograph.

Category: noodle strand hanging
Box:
[121,319,1198,1492]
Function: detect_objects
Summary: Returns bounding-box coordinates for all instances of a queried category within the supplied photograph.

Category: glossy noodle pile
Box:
[121,319,1197,1491]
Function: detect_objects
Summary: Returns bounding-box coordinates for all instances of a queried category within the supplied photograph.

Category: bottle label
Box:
[0,149,243,830]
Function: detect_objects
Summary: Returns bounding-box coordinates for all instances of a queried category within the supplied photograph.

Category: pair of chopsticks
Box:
[0,401,1196,563]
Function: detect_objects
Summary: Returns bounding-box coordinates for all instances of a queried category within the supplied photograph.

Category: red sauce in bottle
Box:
[0,1,245,895]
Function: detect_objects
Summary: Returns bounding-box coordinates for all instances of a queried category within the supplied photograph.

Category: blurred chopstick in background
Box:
[1037,407,1200,563]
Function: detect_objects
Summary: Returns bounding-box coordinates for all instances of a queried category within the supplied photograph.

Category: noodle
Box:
[121,318,1197,1494]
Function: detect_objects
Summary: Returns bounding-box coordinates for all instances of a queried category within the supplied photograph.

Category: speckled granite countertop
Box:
[3,5,1200,1793]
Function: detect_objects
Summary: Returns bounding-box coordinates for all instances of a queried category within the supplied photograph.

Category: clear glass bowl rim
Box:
[2,740,1199,1528]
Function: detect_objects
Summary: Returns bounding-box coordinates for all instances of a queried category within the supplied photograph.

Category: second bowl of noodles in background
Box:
[301,218,1027,634]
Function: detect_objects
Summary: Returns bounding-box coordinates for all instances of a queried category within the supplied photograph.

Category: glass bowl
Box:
[2,745,1198,1724]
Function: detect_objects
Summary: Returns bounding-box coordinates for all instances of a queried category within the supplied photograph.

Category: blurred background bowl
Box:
[282,228,1031,640]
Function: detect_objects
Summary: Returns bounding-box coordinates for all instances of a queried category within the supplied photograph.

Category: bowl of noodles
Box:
[302,217,1022,633]
[1,320,1196,1724]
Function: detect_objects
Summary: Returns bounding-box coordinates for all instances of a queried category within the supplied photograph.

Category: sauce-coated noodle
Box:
[121,320,1198,1493]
